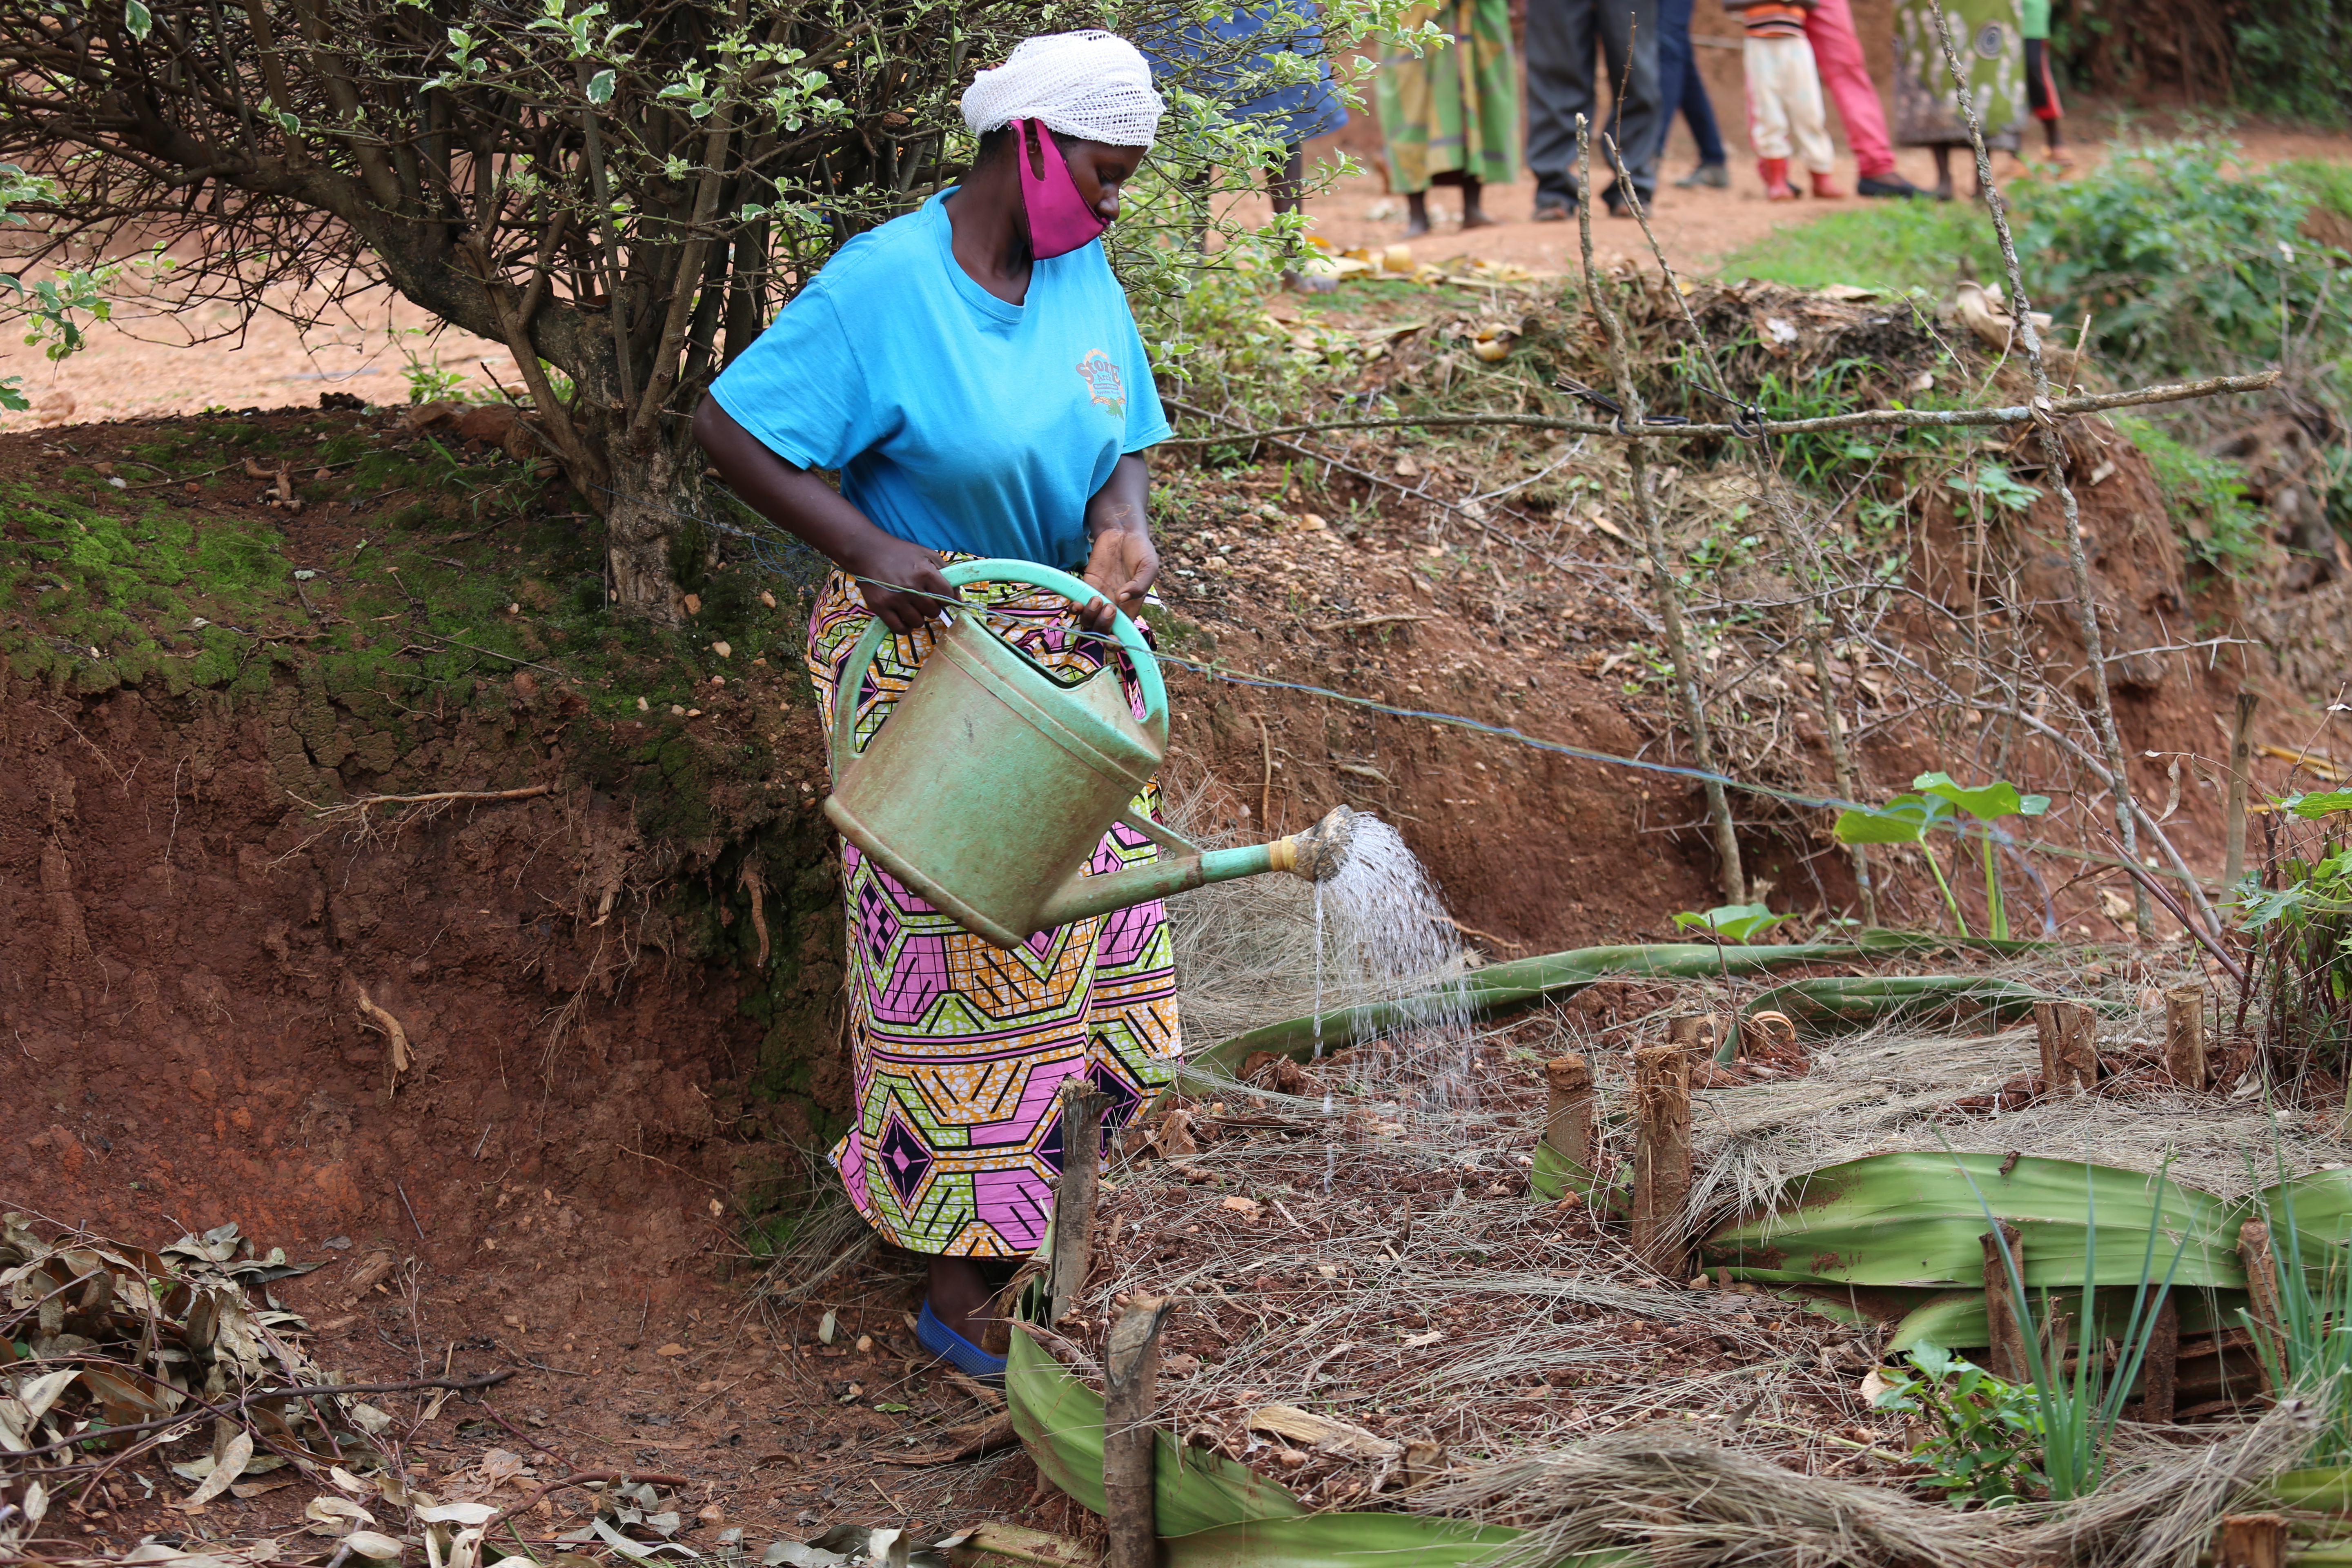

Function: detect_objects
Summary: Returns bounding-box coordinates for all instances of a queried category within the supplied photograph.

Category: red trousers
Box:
[1803,0,1895,178]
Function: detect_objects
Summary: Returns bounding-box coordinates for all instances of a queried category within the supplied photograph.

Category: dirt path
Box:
[1277,114,2352,280]
[10,110,2344,433]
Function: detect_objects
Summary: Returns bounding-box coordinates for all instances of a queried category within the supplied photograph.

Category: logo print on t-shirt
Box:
[1074,350,1126,419]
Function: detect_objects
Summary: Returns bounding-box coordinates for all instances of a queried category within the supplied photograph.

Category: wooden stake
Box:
[2163,986,2208,1089]
[1541,1056,1594,1172]
[2216,1514,2287,1568]
[2225,691,2261,897]
[1667,1013,1728,1062]
[1047,1077,1110,1326]
[1982,1223,2030,1382]
[1630,1045,1693,1278]
[2240,1219,2281,1394]
[1102,1293,1172,1568]
[2033,1000,2099,1090]
[2141,1296,2179,1425]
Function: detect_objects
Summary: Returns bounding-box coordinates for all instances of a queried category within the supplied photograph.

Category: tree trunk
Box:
[595,421,704,628]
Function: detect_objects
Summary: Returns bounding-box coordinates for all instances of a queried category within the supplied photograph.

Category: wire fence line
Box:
[1153,370,2282,448]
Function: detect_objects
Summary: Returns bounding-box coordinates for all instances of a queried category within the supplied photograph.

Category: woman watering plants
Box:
[693,31,1176,1385]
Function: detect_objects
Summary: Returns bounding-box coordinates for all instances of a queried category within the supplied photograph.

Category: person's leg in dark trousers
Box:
[1657,0,1727,185]
[1524,0,1600,216]
[1595,0,1664,211]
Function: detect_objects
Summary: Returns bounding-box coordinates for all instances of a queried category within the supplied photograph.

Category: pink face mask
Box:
[1010,118,1107,259]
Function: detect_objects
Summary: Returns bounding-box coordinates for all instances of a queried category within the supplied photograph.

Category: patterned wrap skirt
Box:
[1891,0,2023,149]
[806,565,1182,1257]
[1374,0,1520,194]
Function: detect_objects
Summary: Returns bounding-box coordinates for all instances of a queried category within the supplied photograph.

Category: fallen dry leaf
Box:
[655,1342,688,1357]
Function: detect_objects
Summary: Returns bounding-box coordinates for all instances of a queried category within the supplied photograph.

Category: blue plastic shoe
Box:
[917,1299,1008,1386]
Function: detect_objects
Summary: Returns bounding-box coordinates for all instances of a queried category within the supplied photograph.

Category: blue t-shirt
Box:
[710,191,1172,571]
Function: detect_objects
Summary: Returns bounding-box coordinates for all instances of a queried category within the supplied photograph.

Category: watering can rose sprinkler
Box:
[823,560,1357,951]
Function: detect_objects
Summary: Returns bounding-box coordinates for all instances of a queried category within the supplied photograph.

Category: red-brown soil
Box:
[3,338,2344,1555]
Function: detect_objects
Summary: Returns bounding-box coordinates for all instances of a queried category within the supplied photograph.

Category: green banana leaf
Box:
[1528,1140,1624,1210]
[1158,1515,1602,1568]
[1003,1322,1632,1568]
[1888,1285,2247,1353]
[1700,1152,2243,1290]
[2241,1167,2352,1274]
[1198,931,2054,1071]
[1004,1330,1303,1534]
[1742,975,2062,1031]
[2274,1470,2352,1512]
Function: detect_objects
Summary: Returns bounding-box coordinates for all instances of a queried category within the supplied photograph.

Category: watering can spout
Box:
[1036,805,1359,932]
[1275,804,1357,882]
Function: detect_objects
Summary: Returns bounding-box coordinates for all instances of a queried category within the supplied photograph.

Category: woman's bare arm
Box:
[692,396,954,633]
[1078,452,1157,634]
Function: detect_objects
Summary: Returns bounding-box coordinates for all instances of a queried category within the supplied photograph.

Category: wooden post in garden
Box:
[2217,1515,2287,1568]
[1542,1056,1595,1174]
[1047,1076,1110,1326]
[1982,1222,2030,1382]
[2240,1219,2282,1394]
[1668,1013,1728,1062]
[1630,1045,1693,1278]
[2142,1296,2180,1425]
[2225,691,2261,898]
[2034,1000,2100,1091]
[2164,987,2209,1089]
[1102,1293,1172,1568]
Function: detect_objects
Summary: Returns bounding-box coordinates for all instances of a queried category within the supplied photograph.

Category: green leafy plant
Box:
[1958,1158,2193,1501]
[1871,1342,2045,1506]
[2019,139,2348,383]
[1672,902,1788,942]
[1833,773,2049,938]
[1945,462,2040,515]
[2112,415,2271,573]
[2232,809,2352,1098]
[2241,1165,2352,1463]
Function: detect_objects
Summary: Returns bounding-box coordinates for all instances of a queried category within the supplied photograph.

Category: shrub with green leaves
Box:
[2018,139,2350,382]
[1872,1343,2046,1506]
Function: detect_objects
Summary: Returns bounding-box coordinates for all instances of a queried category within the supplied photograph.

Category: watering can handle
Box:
[827,557,1169,784]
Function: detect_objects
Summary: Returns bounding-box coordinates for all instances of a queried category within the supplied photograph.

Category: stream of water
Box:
[1308,813,1477,1136]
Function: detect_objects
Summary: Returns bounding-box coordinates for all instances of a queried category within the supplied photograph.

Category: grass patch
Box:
[1,411,811,733]
[2281,156,2352,227]
[1713,200,2003,294]
[2112,414,2270,571]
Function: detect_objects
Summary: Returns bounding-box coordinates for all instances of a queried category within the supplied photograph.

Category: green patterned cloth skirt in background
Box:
[1374,0,1519,193]
[1892,0,2023,149]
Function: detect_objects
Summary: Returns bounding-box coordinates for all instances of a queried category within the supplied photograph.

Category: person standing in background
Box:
[1805,0,1928,196]
[1524,0,1663,220]
[2020,0,2071,166]
[1891,0,2024,200]
[1725,0,1839,200]
[1141,3,1350,284]
[1373,0,1519,234]
[1659,0,1731,188]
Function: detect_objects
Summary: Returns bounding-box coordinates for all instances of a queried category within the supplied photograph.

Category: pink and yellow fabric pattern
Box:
[806,564,1181,1257]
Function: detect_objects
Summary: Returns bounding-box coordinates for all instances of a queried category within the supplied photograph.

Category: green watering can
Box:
[823,559,1353,951]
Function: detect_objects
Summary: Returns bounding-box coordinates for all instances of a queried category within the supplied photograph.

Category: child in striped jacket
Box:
[1724,0,1842,200]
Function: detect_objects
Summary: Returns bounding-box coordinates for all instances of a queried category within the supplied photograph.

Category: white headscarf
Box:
[960,31,1165,150]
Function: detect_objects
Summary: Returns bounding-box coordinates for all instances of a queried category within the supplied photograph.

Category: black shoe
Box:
[1531,200,1575,223]
[1857,173,1927,199]
[1674,162,1730,189]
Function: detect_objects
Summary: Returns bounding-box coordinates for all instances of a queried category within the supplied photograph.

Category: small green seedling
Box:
[1871,1341,2045,1506]
[1671,902,1788,943]
[1833,773,2049,938]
